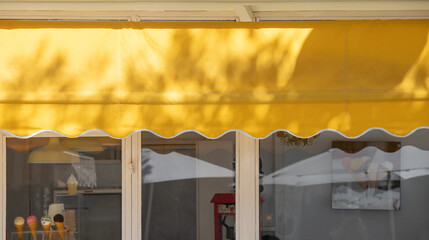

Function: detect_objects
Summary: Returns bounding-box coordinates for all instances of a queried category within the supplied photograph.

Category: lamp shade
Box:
[28,138,80,163]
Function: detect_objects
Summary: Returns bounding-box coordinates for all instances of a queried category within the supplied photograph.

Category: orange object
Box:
[54,222,65,240]
[27,216,38,240]
[27,221,38,240]
[14,217,25,240]
[14,223,24,240]
[41,223,51,240]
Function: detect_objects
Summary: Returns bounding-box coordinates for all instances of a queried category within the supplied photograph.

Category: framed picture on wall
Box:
[331,141,401,210]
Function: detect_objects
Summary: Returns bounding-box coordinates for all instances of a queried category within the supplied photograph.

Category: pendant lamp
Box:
[28,138,80,163]
[60,138,104,152]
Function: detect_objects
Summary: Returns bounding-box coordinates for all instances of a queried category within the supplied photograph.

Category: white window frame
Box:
[0,133,5,240]
[122,132,142,240]
[235,132,259,240]
[0,131,260,240]
[1,1,428,21]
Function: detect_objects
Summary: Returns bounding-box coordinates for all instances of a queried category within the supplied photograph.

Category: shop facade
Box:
[1,3,429,240]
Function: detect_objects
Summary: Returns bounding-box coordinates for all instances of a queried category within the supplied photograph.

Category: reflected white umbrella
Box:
[394,146,429,179]
[141,148,234,183]
[262,151,337,186]
[263,146,429,187]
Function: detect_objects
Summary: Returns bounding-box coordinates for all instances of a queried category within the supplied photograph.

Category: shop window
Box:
[6,137,122,240]
[260,129,429,240]
[141,132,236,240]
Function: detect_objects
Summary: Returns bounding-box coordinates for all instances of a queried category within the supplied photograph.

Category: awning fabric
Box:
[0,20,429,138]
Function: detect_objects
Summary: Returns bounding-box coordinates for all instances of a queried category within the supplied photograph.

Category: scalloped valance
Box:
[0,20,428,138]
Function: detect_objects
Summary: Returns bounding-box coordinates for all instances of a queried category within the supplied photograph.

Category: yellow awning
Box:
[1,20,428,138]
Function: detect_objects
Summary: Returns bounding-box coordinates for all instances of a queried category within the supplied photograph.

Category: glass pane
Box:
[141,132,236,240]
[260,129,429,240]
[6,137,122,240]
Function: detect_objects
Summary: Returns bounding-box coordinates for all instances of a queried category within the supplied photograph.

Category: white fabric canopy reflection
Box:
[263,146,429,186]
[141,148,234,183]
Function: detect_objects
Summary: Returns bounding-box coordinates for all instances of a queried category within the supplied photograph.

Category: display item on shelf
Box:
[41,215,52,240]
[51,226,69,240]
[67,174,78,195]
[13,216,25,240]
[26,216,38,240]
[51,225,70,240]
[53,214,65,240]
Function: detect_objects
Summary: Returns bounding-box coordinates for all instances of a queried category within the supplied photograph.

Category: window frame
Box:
[1,1,428,21]
[1,133,5,240]
[0,131,260,240]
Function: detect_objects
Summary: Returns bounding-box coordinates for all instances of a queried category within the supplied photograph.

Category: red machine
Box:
[211,193,236,240]
[211,193,264,240]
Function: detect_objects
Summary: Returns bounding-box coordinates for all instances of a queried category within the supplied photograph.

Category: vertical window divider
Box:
[0,133,5,240]
[131,132,142,240]
[235,132,259,240]
[122,132,142,240]
[122,135,133,240]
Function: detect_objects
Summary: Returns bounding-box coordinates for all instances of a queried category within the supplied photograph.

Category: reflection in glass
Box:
[6,137,122,240]
[331,142,401,210]
[141,132,236,240]
[260,129,429,240]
